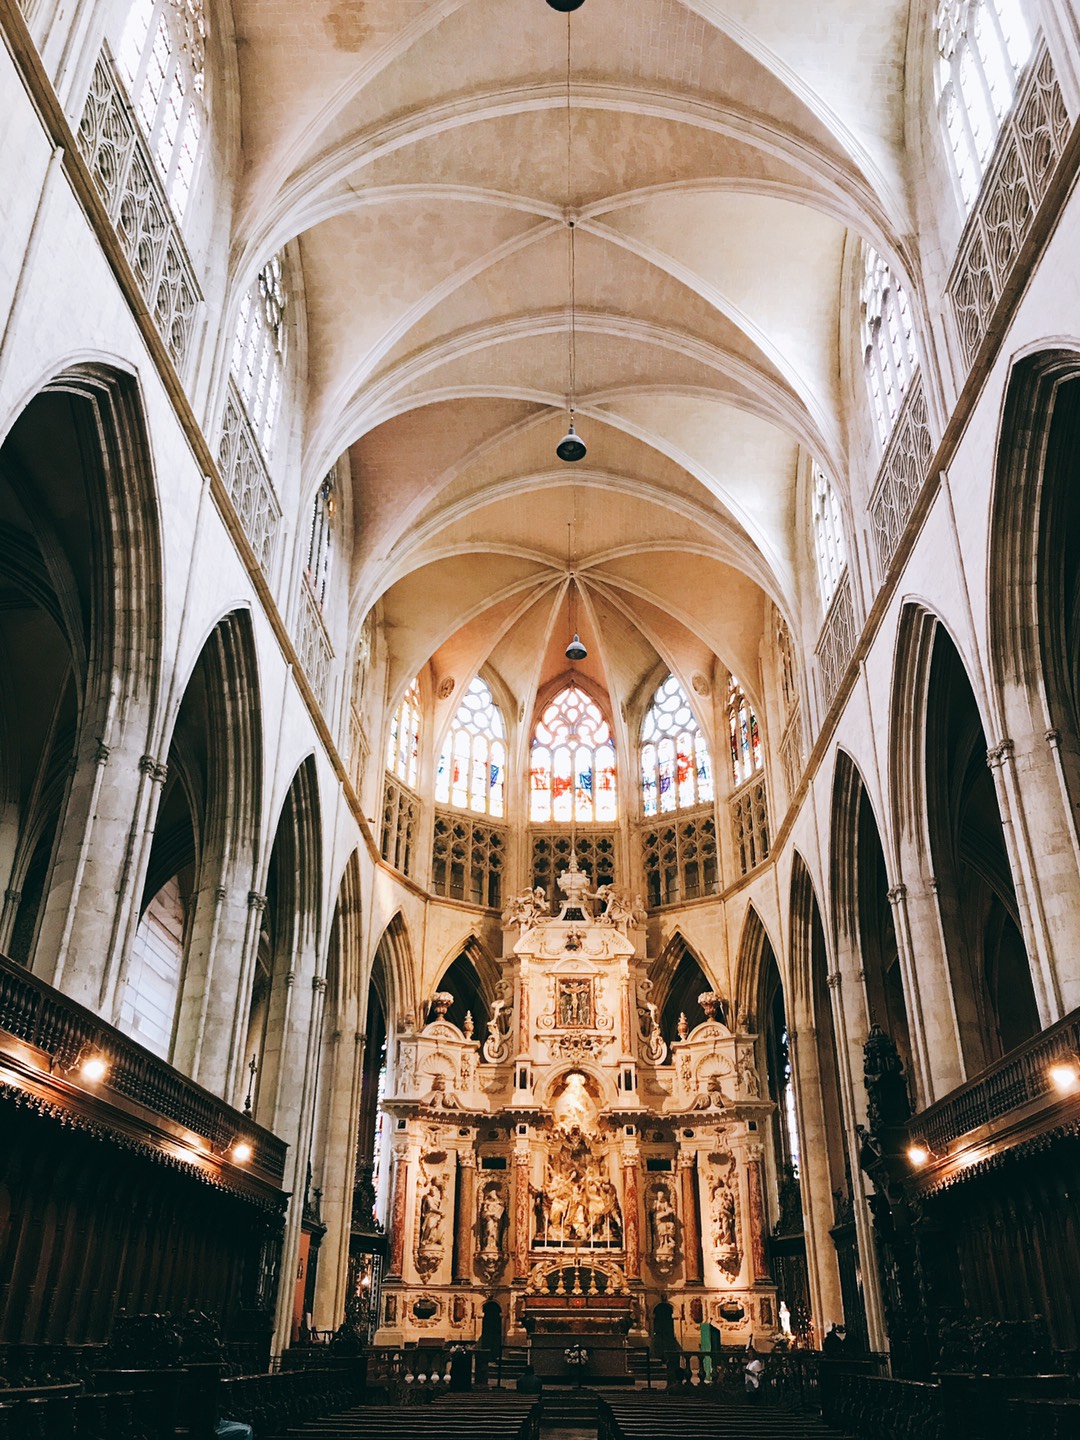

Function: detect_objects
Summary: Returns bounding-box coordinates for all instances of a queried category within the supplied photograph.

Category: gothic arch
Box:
[830,749,914,1094]
[0,362,163,981]
[649,931,717,1045]
[431,934,498,1040]
[326,849,363,1015]
[990,347,1080,816]
[369,911,418,1031]
[733,904,780,1032]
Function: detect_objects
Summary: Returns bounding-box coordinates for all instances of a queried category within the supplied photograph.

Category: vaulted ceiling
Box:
[231,0,915,729]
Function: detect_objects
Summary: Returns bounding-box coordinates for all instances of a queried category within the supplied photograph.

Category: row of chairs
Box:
[268,1390,541,1440]
[598,1390,851,1440]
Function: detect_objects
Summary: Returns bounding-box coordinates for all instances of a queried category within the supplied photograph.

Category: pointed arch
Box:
[370,910,418,1030]
[830,749,913,1093]
[0,362,163,983]
[649,931,716,1047]
[326,848,363,1016]
[733,903,778,1031]
[431,934,497,1043]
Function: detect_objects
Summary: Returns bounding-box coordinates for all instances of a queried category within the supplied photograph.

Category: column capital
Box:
[886,883,907,905]
[312,975,328,994]
[94,740,111,767]
[987,738,1015,768]
[248,891,268,912]
[826,971,842,990]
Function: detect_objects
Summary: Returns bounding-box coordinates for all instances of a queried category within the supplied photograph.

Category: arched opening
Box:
[925,626,1038,1067]
[0,369,161,983]
[431,939,495,1045]
[832,752,915,1104]
[244,757,321,1127]
[650,936,714,1051]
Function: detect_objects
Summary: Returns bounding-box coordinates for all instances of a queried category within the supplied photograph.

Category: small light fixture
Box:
[906,1142,930,1167]
[231,1140,254,1165]
[547,0,585,10]
[1048,1060,1080,1094]
[565,633,588,661]
[556,419,587,463]
[79,1053,108,1084]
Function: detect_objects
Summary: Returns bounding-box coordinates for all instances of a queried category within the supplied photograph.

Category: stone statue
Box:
[478,1181,506,1253]
[738,1051,761,1097]
[501,886,548,929]
[649,1184,678,1271]
[417,1174,446,1253]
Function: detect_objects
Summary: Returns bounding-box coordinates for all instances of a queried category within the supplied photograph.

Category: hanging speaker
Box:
[556,420,587,463]
[546,0,586,9]
[565,633,588,661]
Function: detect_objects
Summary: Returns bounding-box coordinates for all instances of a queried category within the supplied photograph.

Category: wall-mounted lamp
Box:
[906,1141,933,1167]
[1049,1059,1080,1094]
[49,1047,110,1086]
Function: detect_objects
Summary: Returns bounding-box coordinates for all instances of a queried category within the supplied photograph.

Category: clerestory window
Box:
[640,674,713,818]
[812,464,847,610]
[435,676,507,818]
[231,253,289,456]
[861,246,919,447]
[118,0,206,219]
[936,0,1033,211]
[727,674,762,789]
[387,676,422,791]
[530,686,617,824]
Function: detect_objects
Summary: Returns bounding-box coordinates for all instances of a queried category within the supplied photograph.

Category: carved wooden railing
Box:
[217,379,283,579]
[0,951,287,1183]
[76,48,202,372]
[947,40,1071,370]
[912,1007,1080,1162]
[295,577,333,711]
[867,376,935,577]
[815,569,858,711]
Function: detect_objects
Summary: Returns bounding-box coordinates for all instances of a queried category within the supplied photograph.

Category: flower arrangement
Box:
[563,1344,589,1367]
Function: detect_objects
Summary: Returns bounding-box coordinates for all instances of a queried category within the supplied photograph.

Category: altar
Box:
[373,853,779,1354]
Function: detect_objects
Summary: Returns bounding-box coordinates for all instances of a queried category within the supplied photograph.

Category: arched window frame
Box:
[639,674,714,818]
[305,470,336,610]
[727,674,762,789]
[231,252,289,456]
[117,0,207,220]
[387,677,422,791]
[529,685,618,824]
[935,0,1033,211]
[435,675,507,818]
[811,464,847,610]
[861,246,919,447]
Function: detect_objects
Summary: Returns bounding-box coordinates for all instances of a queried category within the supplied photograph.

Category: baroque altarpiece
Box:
[374,857,777,1352]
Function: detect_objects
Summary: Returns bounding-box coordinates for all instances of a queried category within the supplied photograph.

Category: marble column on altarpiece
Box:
[454,1149,477,1283]
[678,1151,704,1284]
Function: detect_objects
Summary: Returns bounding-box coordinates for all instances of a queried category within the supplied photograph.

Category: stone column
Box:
[621,1145,640,1280]
[745,1149,769,1282]
[678,1151,703,1284]
[454,1149,477,1283]
[513,1145,531,1275]
[387,1146,411,1276]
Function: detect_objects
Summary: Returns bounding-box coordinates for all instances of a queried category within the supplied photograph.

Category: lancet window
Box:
[435,676,507,818]
[812,465,847,610]
[727,675,762,788]
[640,674,713,818]
[118,0,206,219]
[936,0,1033,210]
[387,677,421,791]
[530,686,617,824]
[861,247,919,447]
[231,252,289,456]
[305,472,336,609]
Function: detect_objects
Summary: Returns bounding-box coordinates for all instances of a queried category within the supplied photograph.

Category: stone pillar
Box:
[513,1145,531,1275]
[388,1146,411,1276]
[678,1151,703,1284]
[745,1150,769,1282]
[454,1149,477,1283]
[621,1145,640,1280]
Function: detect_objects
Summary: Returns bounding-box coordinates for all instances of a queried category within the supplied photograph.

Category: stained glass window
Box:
[530,686,617,823]
[812,464,846,610]
[435,676,507,818]
[640,674,713,818]
[232,252,289,456]
[118,0,206,219]
[936,0,1032,211]
[386,677,421,790]
[861,246,919,447]
[727,674,762,788]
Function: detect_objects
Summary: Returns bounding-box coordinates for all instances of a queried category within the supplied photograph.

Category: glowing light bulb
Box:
[907,1144,929,1167]
[231,1141,254,1165]
[80,1055,108,1084]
